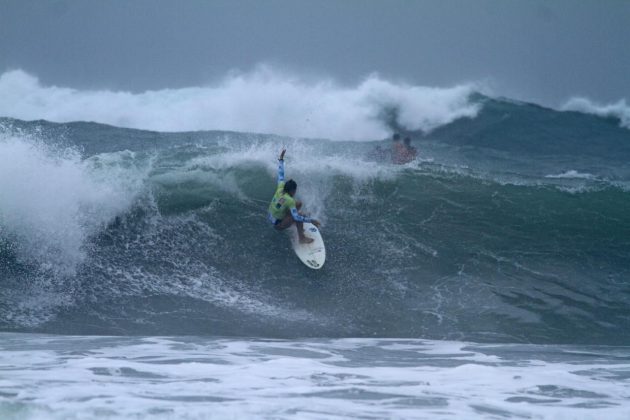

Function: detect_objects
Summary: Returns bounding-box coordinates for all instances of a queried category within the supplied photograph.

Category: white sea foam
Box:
[0,133,145,273]
[0,68,480,140]
[1,334,629,420]
[562,97,630,129]
[545,170,596,179]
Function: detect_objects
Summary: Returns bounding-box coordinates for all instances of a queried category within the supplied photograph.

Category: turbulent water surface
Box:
[1,333,629,419]
[1,88,630,418]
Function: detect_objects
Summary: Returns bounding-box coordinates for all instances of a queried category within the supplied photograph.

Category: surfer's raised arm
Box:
[277,149,286,184]
[267,148,321,244]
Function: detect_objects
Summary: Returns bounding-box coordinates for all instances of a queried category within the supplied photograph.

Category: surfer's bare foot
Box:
[299,236,314,244]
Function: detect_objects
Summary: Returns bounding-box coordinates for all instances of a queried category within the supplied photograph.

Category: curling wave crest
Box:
[0,68,480,140]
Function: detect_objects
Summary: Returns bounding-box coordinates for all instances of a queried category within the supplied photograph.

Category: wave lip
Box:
[0,68,480,140]
[562,97,630,129]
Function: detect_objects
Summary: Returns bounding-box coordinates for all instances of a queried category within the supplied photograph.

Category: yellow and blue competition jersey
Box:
[267,160,311,223]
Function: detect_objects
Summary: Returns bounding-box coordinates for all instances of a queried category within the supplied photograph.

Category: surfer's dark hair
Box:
[284,179,297,194]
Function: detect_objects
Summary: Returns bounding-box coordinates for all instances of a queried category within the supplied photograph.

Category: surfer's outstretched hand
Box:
[312,220,321,228]
[279,149,286,160]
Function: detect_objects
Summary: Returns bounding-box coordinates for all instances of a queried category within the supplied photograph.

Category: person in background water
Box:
[391,133,405,162]
[392,135,417,164]
[367,133,418,164]
[400,137,418,164]
[267,149,321,244]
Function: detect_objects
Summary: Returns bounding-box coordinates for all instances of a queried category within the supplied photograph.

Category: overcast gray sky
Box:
[1,0,629,106]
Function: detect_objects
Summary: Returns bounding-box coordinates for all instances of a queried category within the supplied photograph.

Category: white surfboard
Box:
[288,223,326,269]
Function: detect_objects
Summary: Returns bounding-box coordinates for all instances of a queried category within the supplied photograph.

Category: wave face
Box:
[1,94,630,345]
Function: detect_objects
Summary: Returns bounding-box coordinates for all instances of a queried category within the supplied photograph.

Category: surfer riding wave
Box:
[267,149,321,244]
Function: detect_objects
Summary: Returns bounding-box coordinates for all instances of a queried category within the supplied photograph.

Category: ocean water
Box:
[1,72,630,418]
[1,334,629,419]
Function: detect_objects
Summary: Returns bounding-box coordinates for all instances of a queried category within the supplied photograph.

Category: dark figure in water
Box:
[393,137,418,164]
[267,149,321,244]
[391,133,405,159]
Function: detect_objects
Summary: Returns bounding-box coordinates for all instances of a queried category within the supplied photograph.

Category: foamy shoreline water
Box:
[1,333,629,419]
